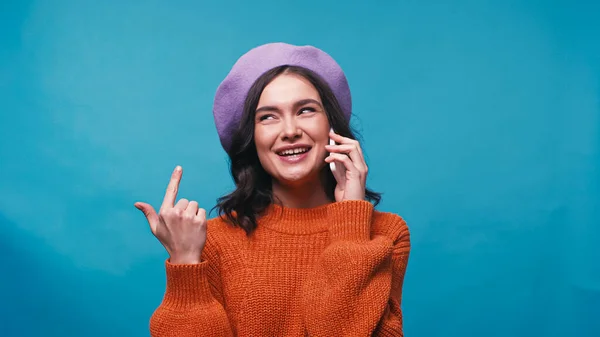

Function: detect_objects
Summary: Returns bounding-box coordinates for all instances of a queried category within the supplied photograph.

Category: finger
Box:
[185,200,199,215]
[329,129,356,145]
[329,160,346,186]
[196,207,207,220]
[174,198,189,210]
[134,202,160,234]
[161,166,182,212]
[325,144,367,172]
[325,153,359,175]
[329,130,365,158]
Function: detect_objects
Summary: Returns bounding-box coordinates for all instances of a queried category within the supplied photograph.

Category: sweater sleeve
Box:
[149,238,234,337]
[302,200,411,337]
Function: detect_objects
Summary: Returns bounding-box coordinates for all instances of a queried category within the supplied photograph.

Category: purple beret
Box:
[213,42,352,153]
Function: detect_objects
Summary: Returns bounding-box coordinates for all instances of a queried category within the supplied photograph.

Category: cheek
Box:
[306,130,330,161]
[307,124,330,145]
[254,127,276,161]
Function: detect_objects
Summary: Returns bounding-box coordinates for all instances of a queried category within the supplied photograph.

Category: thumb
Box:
[134,202,159,234]
[331,163,346,187]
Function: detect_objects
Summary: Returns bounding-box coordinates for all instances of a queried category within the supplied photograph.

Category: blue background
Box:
[1,0,598,336]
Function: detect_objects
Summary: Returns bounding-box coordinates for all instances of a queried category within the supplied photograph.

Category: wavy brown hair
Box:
[213,65,381,235]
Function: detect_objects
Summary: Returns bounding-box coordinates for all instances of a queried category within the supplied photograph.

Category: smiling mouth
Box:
[276,147,312,157]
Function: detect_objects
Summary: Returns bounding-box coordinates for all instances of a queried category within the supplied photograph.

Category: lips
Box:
[275,146,312,163]
[276,147,311,156]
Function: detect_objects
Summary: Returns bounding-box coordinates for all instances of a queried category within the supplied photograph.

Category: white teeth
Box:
[278,147,309,156]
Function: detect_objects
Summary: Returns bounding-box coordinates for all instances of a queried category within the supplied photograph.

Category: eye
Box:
[298,107,317,115]
[258,114,275,121]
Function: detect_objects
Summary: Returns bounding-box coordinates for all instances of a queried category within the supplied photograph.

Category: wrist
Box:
[169,252,202,265]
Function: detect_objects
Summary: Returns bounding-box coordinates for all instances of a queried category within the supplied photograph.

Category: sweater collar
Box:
[258,202,331,235]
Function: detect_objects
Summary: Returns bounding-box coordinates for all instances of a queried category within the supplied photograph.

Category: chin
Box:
[276,171,312,186]
[271,164,321,187]
[264,151,327,187]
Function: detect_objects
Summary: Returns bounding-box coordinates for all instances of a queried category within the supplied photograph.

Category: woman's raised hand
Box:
[134,166,207,264]
[325,130,368,203]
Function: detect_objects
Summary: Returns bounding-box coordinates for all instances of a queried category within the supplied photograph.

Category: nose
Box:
[280,117,302,140]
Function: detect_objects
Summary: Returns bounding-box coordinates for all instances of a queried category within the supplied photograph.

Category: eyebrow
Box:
[255,98,323,114]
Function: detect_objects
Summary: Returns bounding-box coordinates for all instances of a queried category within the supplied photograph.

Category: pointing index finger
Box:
[161,166,182,212]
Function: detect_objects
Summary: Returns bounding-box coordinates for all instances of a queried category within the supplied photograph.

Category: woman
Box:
[135,42,411,336]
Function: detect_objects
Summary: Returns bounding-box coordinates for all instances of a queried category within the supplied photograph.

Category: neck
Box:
[271,178,332,209]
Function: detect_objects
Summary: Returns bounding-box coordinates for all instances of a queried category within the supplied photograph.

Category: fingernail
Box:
[175,165,182,171]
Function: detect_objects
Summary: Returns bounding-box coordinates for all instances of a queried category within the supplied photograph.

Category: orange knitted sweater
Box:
[149,200,411,336]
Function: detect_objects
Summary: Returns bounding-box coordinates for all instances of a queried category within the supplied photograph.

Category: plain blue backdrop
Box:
[1,0,598,336]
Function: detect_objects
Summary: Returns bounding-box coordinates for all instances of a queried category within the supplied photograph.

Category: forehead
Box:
[258,73,321,106]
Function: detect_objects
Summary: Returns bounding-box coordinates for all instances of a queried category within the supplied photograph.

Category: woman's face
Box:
[254,73,331,187]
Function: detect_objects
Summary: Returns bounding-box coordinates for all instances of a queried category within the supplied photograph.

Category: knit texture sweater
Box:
[149,200,411,336]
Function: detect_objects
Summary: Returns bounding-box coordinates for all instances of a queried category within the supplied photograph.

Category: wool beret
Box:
[213,42,352,153]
